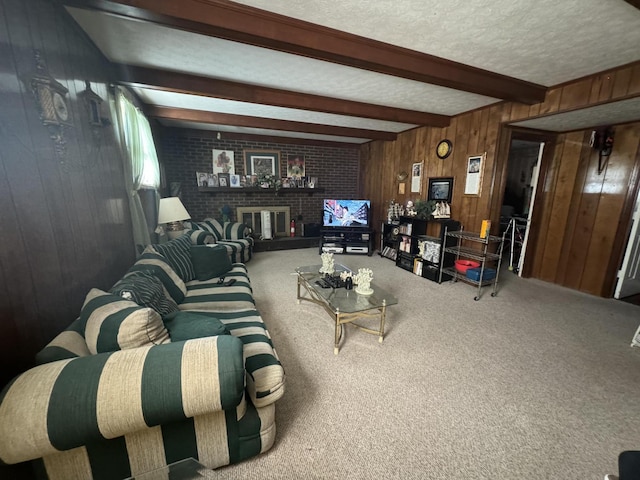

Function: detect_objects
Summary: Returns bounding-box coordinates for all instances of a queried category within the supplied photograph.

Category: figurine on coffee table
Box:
[319,252,335,275]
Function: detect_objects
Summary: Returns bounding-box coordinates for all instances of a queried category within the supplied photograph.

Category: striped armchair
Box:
[0,236,284,479]
[186,219,254,263]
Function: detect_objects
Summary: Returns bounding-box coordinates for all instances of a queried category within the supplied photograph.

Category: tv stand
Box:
[319,228,374,256]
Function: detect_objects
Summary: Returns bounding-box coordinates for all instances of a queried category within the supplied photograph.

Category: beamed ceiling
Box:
[62,0,640,145]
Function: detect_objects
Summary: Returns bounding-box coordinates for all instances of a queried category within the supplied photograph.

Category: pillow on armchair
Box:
[190,245,233,281]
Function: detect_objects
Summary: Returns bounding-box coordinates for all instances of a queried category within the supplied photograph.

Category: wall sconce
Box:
[158,197,191,239]
[590,127,614,174]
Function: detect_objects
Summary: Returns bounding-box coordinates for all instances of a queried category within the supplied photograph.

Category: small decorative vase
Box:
[345,277,353,290]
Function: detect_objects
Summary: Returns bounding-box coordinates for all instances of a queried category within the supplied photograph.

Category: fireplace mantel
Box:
[198,187,324,196]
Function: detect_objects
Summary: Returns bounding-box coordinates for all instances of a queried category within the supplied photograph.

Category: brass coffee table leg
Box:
[379,299,387,343]
[334,308,342,355]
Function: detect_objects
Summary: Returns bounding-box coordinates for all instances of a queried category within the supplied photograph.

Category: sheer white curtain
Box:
[110,87,160,249]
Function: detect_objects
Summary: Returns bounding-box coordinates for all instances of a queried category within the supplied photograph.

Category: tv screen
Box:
[323,199,370,228]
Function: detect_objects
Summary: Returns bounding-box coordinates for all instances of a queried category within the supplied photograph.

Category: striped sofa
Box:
[185,219,254,264]
[0,234,284,479]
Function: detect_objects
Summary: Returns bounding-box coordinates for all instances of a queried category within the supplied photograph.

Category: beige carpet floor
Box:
[214,248,640,480]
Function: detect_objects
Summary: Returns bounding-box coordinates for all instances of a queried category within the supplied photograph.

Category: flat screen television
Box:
[322,199,371,228]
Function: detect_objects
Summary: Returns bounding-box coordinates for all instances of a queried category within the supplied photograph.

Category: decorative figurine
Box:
[353,268,374,295]
[319,252,335,275]
[433,202,451,219]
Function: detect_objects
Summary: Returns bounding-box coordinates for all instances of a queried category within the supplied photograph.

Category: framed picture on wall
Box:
[287,154,305,178]
[244,150,280,177]
[411,162,422,193]
[427,177,454,203]
[196,172,209,187]
[464,154,485,196]
[212,149,235,175]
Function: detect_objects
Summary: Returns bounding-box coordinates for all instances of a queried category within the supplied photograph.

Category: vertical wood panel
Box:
[0,0,135,388]
[556,135,595,289]
[362,62,640,298]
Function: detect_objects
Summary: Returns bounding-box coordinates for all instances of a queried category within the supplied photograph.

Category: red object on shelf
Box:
[454,259,480,273]
[290,219,296,237]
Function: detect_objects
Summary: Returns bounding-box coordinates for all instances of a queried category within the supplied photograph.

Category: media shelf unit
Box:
[392,216,460,283]
[319,228,374,256]
[439,227,504,300]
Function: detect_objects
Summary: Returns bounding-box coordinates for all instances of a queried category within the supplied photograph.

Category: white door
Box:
[614,191,640,298]
[517,142,544,276]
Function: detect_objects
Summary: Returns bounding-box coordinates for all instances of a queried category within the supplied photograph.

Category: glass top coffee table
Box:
[296,264,398,354]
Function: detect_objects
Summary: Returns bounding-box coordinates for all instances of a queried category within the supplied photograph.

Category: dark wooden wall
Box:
[361,63,640,297]
[0,0,135,388]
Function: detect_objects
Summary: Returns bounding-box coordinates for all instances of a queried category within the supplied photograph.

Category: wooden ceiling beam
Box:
[63,0,546,104]
[117,65,448,127]
[147,106,398,141]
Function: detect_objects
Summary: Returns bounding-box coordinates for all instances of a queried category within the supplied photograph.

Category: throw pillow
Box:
[127,247,187,304]
[190,245,233,281]
[162,311,230,341]
[80,288,171,354]
[151,234,196,283]
[110,271,180,316]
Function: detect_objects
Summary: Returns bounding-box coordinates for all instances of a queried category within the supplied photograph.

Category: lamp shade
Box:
[158,197,191,224]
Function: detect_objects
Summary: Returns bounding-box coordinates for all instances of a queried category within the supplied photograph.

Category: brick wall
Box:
[157,129,361,226]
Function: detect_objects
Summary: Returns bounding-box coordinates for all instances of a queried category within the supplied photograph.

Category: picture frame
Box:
[229,174,241,188]
[196,172,209,187]
[287,154,305,178]
[411,162,422,193]
[464,154,485,196]
[218,173,230,188]
[207,173,219,188]
[212,149,235,175]
[244,150,280,177]
[427,177,454,203]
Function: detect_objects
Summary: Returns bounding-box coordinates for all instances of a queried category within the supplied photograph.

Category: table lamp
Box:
[158,197,191,239]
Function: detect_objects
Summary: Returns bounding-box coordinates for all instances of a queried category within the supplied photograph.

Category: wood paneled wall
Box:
[361,63,640,297]
[0,0,135,388]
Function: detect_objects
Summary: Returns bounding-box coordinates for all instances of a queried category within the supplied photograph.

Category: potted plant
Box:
[413,199,437,220]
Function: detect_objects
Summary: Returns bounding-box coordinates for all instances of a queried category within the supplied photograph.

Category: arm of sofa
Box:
[0,335,245,465]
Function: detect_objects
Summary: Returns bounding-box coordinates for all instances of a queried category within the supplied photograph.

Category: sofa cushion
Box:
[127,247,187,304]
[190,245,233,281]
[223,222,250,240]
[163,311,230,341]
[110,271,180,316]
[180,264,255,312]
[81,288,171,354]
[217,239,253,263]
[188,218,224,241]
[184,229,215,245]
[151,235,196,283]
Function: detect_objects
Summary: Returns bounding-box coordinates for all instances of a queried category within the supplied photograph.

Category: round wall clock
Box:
[436,139,453,159]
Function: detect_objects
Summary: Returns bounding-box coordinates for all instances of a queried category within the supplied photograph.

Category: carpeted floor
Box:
[214,248,640,480]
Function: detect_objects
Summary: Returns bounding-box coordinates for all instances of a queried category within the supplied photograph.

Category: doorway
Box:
[499,139,544,275]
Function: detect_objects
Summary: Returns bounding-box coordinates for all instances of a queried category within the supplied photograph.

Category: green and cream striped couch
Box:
[185,218,254,264]
[0,233,284,480]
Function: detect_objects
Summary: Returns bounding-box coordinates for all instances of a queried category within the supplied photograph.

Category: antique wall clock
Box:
[436,139,453,159]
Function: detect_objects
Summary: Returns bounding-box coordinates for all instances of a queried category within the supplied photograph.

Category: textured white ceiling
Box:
[66,1,640,142]
[232,0,640,86]
[130,88,416,132]
[68,8,497,116]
